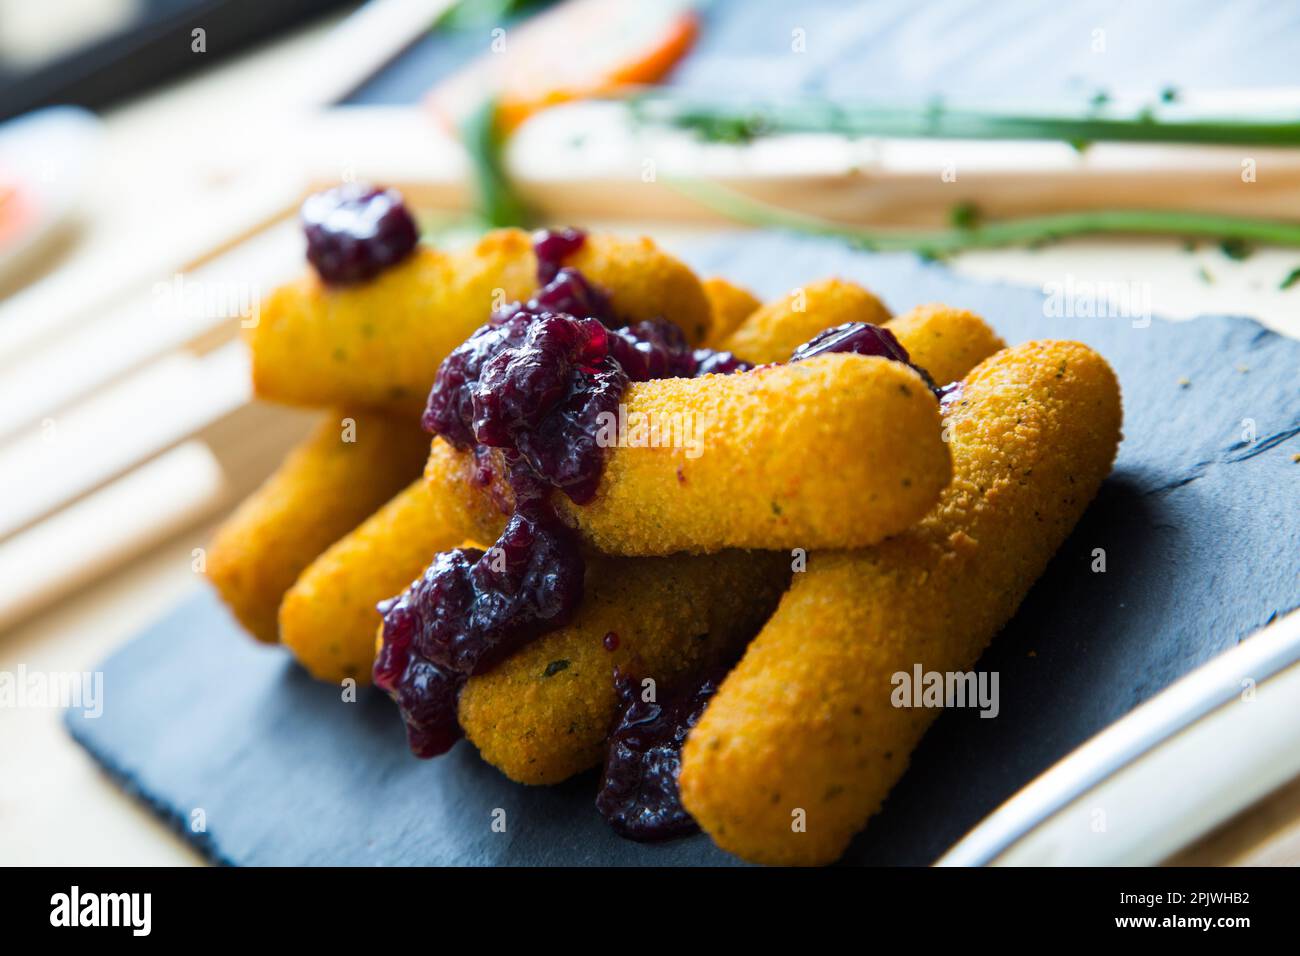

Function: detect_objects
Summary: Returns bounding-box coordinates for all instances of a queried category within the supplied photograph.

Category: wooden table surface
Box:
[1,9,1298,867]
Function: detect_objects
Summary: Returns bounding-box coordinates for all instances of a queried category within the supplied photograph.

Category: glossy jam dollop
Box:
[474,315,628,504]
[595,669,721,841]
[301,184,418,285]
[791,321,938,392]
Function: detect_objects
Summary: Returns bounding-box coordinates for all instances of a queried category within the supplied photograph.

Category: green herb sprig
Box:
[668,177,1300,257]
[461,97,533,229]
[629,92,1300,147]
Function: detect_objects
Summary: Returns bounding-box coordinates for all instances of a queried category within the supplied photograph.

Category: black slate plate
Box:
[67,233,1300,865]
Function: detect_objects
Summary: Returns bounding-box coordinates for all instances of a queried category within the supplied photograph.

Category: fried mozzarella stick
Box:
[250,229,712,413]
[720,278,891,365]
[279,460,506,682]
[430,354,952,555]
[885,304,1007,388]
[458,550,791,784]
[206,412,430,643]
[679,340,1122,865]
[701,276,760,348]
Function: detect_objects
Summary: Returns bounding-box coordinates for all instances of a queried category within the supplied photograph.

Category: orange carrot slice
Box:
[428,0,699,132]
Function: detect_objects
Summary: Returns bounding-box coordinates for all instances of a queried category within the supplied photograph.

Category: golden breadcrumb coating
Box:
[279,455,505,683]
[249,229,710,414]
[250,232,534,413]
[206,411,429,643]
[679,340,1122,865]
[458,550,791,784]
[566,234,713,345]
[701,276,761,348]
[720,278,891,364]
[886,303,1007,389]
[429,354,952,555]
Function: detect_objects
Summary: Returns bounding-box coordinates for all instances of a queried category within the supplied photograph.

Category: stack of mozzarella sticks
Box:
[209,186,1121,866]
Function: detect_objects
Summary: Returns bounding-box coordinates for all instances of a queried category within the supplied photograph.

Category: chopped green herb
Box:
[1280,266,1300,290]
[1219,237,1253,260]
[949,202,980,230]
[543,659,571,678]
[435,0,544,31]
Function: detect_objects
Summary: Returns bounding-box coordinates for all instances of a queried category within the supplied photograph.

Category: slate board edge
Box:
[65,709,235,866]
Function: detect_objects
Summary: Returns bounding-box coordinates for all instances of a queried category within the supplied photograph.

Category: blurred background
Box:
[2,0,1298,864]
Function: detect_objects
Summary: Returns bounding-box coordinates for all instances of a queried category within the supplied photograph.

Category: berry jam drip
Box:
[301,184,418,285]
[791,321,939,393]
[595,668,722,841]
[373,502,585,757]
[378,228,749,757]
[373,580,468,759]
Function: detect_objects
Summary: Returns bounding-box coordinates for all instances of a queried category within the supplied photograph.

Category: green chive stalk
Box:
[629,92,1300,147]
[667,177,1300,256]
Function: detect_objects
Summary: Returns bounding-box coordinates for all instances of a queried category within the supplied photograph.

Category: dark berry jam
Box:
[791,321,937,392]
[595,669,721,841]
[379,228,751,759]
[530,266,613,324]
[373,587,466,758]
[425,311,747,504]
[533,227,587,284]
[301,184,418,285]
[692,348,750,376]
[475,316,628,504]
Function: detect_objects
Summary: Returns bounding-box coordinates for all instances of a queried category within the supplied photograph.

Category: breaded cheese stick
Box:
[701,276,760,348]
[679,340,1122,865]
[458,550,791,784]
[720,278,891,365]
[249,229,711,413]
[429,354,952,555]
[206,411,429,643]
[568,234,714,345]
[885,304,1007,388]
[280,458,507,682]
